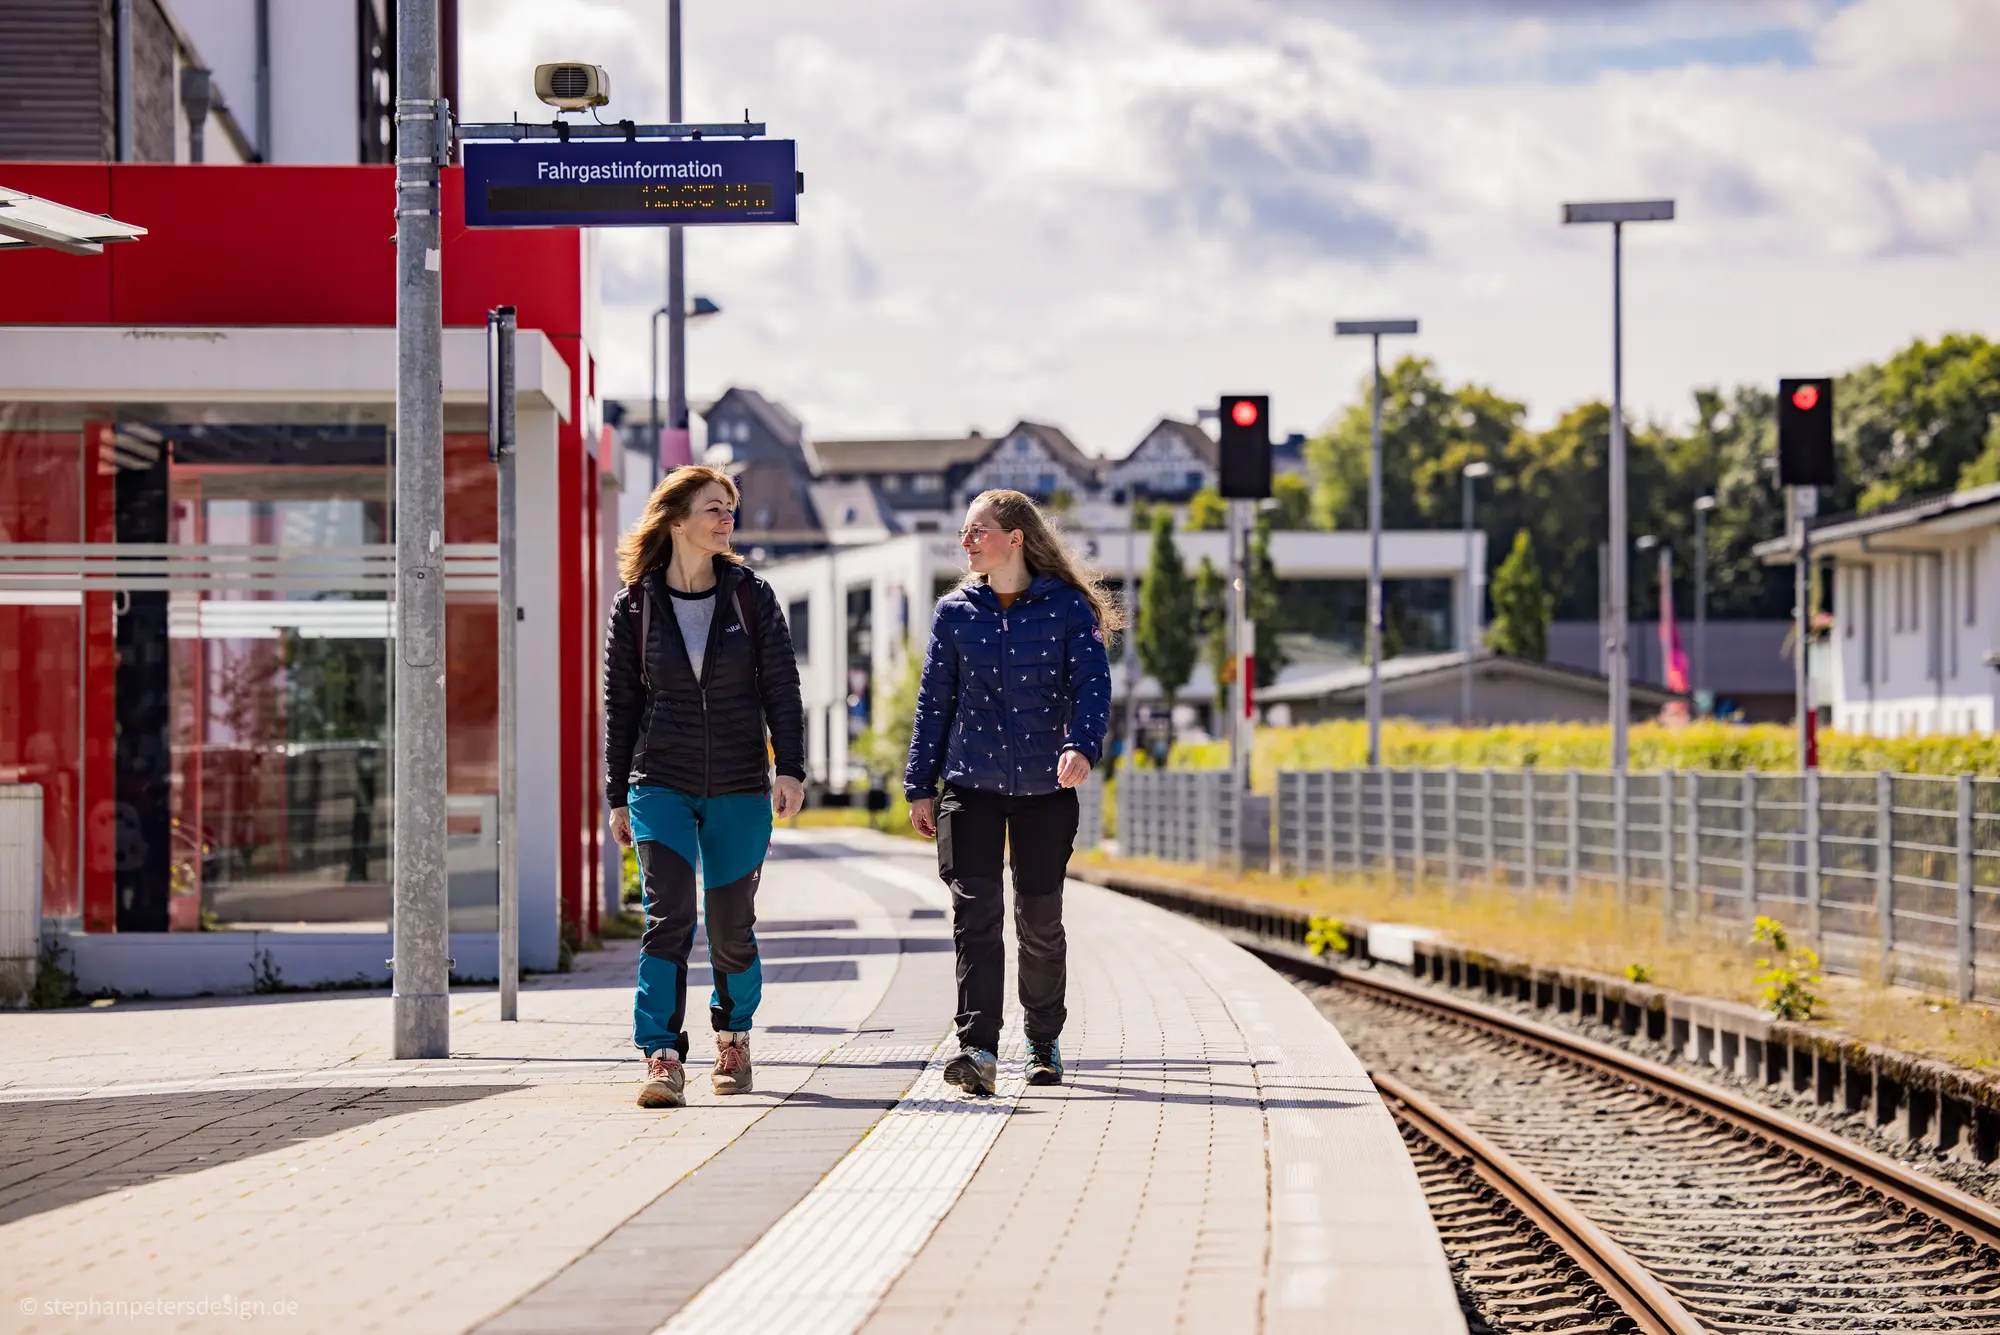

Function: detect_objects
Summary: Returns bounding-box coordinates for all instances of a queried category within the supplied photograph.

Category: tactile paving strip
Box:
[657,1026,1027,1335]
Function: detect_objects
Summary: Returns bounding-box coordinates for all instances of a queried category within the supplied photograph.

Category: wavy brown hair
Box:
[963,489,1125,638]
[616,464,741,586]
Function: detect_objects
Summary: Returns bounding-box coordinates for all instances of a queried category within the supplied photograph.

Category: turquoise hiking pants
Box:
[628,785,771,1058]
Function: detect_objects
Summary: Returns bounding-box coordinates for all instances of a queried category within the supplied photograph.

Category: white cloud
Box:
[463,0,2000,448]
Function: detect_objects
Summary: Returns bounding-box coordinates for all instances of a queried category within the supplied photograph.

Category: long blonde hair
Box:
[617,464,742,586]
[964,489,1125,637]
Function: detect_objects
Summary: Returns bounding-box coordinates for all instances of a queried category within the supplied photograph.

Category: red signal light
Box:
[1792,384,1820,412]
[1230,399,1259,428]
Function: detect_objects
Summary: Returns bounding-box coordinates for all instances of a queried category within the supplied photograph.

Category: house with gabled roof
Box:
[807,432,994,533]
[1102,418,1217,502]
[952,420,1102,508]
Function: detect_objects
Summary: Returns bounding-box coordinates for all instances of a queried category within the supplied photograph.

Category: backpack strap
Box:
[631,577,652,692]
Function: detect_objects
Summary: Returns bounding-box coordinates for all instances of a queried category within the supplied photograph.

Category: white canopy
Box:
[0,185,148,256]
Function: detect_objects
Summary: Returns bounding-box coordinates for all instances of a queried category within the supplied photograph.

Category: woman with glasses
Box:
[904,489,1118,1095]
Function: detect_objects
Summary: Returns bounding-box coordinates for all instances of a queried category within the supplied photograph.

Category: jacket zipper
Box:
[695,570,730,796]
[999,600,1015,794]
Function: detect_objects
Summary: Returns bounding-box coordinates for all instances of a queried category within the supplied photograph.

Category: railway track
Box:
[1298,955,2000,1332]
[1092,875,2000,1332]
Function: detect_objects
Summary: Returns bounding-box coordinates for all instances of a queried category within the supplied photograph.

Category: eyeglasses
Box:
[958,525,994,543]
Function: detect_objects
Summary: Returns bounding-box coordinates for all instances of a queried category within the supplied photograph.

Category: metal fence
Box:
[1271,767,1999,1003]
[1116,769,1240,867]
[1076,771,1106,854]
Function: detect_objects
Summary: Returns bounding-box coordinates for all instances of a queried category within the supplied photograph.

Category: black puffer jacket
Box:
[603,557,806,806]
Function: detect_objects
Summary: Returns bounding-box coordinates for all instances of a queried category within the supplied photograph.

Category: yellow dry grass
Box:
[1078,850,2000,1072]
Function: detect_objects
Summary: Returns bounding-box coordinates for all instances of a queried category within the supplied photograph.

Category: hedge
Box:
[1168,720,2000,792]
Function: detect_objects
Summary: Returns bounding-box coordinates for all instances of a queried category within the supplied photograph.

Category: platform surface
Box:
[0,829,1462,1335]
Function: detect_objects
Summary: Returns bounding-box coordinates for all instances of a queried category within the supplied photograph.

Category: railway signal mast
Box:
[1778,377,1835,771]
[1218,394,1271,795]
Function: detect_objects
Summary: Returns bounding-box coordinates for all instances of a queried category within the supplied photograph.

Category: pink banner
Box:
[1660,556,1689,694]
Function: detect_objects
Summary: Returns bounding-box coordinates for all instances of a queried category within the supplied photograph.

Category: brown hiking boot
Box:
[638,1050,685,1108]
[713,1032,753,1095]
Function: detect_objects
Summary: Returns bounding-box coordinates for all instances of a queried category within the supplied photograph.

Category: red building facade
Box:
[0,164,607,970]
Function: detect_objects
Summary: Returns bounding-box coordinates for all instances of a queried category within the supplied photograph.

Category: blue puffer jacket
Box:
[904,575,1112,801]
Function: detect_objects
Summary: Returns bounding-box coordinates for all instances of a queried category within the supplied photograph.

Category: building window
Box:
[1844,568,1854,639]
[754,507,773,528]
[786,599,811,662]
[913,474,941,494]
[1969,541,1979,625]
[1037,472,1056,494]
[1014,437,1031,456]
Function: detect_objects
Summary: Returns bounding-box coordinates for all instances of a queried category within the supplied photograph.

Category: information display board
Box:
[462,139,798,228]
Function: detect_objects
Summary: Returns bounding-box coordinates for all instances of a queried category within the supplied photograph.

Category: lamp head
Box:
[1694,495,1718,513]
[1463,461,1492,479]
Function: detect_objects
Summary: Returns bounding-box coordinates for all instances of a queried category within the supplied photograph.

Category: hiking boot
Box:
[1026,1039,1063,1086]
[638,1050,686,1109]
[943,1046,998,1097]
[713,1032,754,1095]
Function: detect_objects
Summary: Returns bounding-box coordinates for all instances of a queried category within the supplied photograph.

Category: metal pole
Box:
[1876,771,1894,982]
[391,0,450,1059]
[1794,489,1815,770]
[1695,502,1709,711]
[1123,503,1138,769]
[1609,221,1630,772]
[116,0,134,161]
[254,0,271,160]
[1367,334,1384,767]
[649,306,661,480]
[1462,469,1474,723]
[1234,500,1254,793]
[666,0,688,466]
[1228,499,1243,789]
[490,307,520,1021]
[1957,772,1975,1002]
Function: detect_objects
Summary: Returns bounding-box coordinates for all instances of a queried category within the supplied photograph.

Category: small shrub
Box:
[1751,915,1822,1022]
[1624,963,1654,984]
[601,908,645,940]
[30,937,80,1009]
[250,948,285,994]
[621,846,643,907]
[1305,915,1349,957]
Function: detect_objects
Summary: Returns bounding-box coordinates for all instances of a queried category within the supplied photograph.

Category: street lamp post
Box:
[1334,317,1420,768]
[1694,494,1716,714]
[665,0,686,473]
[1461,460,1491,723]
[649,296,721,483]
[1562,199,1674,770]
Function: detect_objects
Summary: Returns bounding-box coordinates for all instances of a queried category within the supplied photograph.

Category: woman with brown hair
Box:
[904,489,1117,1096]
[604,464,806,1109]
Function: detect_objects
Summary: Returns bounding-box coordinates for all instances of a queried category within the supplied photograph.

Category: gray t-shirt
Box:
[668,586,717,679]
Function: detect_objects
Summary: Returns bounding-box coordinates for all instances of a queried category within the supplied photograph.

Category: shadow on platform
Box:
[0,1083,521,1227]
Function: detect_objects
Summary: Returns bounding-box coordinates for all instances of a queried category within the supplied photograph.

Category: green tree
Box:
[1185,486,1228,531]
[1136,509,1197,733]
[1486,530,1551,661]
[1195,556,1228,722]
[1306,356,1526,533]
[1249,507,1285,687]
[1269,472,1313,530]
[855,639,923,782]
[1841,334,2000,511]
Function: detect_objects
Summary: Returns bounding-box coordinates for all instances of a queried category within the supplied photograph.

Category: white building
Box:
[1758,483,2000,736]
[758,527,1487,786]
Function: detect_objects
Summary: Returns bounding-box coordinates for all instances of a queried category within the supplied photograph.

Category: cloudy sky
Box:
[461,0,2000,453]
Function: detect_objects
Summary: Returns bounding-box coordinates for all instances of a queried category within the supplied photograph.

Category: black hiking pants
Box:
[935,783,1078,1054]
